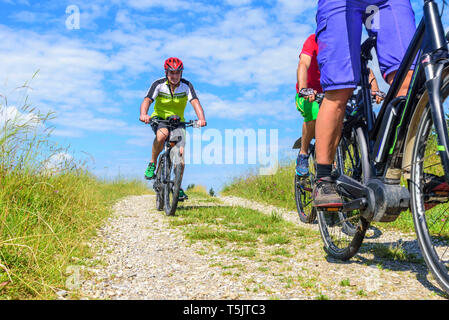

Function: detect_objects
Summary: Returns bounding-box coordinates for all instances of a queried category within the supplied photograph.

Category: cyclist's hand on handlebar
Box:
[196,120,207,128]
[299,88,318,102]
[307,90,318,102]
[371,91,385,104]
[140,114,151,124]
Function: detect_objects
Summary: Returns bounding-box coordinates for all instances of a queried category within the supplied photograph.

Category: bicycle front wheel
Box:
[163,152,184,217]
[295,140,317,224]
[410,73,449,293]
[317,126,370,260]
[155,159,164,211]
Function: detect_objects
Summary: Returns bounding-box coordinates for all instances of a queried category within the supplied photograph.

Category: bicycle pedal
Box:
[314,203,343,212]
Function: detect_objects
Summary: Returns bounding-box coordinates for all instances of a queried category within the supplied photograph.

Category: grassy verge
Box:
[0,171,151,299]
[222,162,297,212]
[221,161,431,236]
[0,85,152,299]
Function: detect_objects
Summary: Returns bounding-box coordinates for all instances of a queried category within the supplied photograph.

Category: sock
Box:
[316,164,333,180]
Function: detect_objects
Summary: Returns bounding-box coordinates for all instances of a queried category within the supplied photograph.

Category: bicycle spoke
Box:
[410,80,449,294]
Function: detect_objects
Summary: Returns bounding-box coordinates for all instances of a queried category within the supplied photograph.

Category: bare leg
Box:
[315,88,354,165]
[151,128,169,164]
[300,120,316,156]
[387,70,414,97]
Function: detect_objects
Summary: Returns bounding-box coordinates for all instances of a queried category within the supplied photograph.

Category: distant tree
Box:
[187,184,195,191]
[209,187,216,197]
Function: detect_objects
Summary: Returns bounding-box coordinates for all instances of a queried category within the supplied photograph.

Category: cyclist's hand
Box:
[371,91,384,104]
[140,114,151,124]
[306,90,318,102]
[299,88,317,102]
[197,120,207,128]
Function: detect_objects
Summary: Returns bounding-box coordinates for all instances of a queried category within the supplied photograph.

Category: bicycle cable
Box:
[441,0,447,17]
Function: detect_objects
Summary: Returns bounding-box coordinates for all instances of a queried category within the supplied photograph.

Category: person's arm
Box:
[186,81,206,127]
[297,54,316,101]
[139,97,153,124]
[368,68,384,104]
[190,99,207,127]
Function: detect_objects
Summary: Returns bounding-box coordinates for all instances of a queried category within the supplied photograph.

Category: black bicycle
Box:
[293,90,382,235]
[315,0,449,294]
[151,116,200,216]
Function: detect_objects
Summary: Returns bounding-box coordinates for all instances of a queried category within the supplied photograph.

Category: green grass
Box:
[0,88,152,299]
[339,279,351,287]
[222,159,449,241]
[370,243,423,264]
[0,171,151,300]
[222,162,297,211]
[171,193,319,262]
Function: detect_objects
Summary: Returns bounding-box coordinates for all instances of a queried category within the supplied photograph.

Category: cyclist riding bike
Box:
[295,34,323,177]
[139,57,207,200]
[296,34,383,177]
[313,0,416,207]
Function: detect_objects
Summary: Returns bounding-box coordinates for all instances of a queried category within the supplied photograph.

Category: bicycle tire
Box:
[317,126,370,260]
[337,131,366,237]
[410,72,449,294]
[164,151,184,217]
[155,159,164,211]
[295,139,317,224]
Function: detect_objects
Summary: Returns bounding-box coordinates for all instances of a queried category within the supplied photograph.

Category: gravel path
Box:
[78,194,448,300]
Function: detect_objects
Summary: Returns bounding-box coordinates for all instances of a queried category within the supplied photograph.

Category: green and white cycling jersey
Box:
[146,78,198,121]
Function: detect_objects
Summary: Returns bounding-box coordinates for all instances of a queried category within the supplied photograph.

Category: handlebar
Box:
[298,89,325,104]
[371,91,386,103]
[149,118,205,128]
[298,88,385,106]
[373,91,386,99]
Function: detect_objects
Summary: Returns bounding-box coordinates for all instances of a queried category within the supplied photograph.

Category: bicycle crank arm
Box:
[335,174,376,219]
[335,174,372,200]
[341,198,368,212]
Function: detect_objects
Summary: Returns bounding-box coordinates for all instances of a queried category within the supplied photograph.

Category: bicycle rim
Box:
[155,160,164,211]
[164,155,183,216]
[295,146,316,224]
[410,78,449,293]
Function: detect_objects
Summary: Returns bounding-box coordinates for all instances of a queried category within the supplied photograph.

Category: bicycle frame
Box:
[154,119,193,184]
[364,0,449,180]
[327,0,449,221]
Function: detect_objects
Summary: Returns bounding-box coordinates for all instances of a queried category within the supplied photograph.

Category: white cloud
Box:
[42,152,74,174]
[0,105,41,128]
[0,26,120,111]
[0,1,316,146]
[199,92,294,120]
[101,5,311,91]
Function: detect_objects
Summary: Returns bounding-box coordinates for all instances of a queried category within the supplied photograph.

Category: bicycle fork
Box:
[162,145,171,185]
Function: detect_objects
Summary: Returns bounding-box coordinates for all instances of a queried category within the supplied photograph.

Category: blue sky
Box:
[0,0,448,193]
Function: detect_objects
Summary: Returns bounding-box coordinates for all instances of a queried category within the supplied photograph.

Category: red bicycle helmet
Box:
[164,57,184,72]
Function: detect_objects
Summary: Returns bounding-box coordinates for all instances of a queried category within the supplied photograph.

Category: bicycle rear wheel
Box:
[317,126,370,260]
[164,152,184,217]
[410,73,449,293]
[295,140,317,224]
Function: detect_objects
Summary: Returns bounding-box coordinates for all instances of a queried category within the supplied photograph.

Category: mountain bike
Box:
[151,116,200,216]
[293,91,323,224]
[293,90,383,233]
[315,0,449,294]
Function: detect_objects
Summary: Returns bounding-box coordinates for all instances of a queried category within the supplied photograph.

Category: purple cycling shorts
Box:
[316,0,416,92]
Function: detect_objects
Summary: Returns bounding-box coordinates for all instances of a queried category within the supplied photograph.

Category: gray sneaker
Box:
[313,177,343,208]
